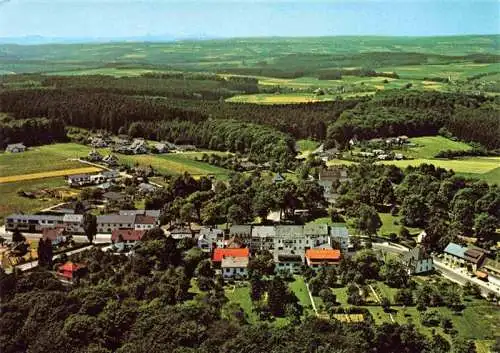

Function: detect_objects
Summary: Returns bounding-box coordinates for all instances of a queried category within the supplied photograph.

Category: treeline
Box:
[42,74,259,100]
[136,119,296,164]
[0,117,66,149]
[445,103,500,150]
[326,91,497,148]
[175,98,363,140]
[317,68,399,80]
[0,246,448,353]
[0,89,296,163]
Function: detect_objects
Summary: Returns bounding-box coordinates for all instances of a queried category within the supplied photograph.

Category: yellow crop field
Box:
[332,314,365,322]
[0,167,102,184]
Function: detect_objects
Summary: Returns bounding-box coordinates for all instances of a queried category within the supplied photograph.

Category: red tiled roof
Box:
[135,215,157,225]
[42,227,65,241]
[111,229,145,242]
[212,247,249,262]
[305,249,341,261]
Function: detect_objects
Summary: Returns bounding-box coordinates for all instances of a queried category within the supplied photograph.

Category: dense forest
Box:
[0,116,67,149]
[0,80,499,153]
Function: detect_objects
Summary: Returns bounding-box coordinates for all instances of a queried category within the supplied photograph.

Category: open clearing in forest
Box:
[0,167,102,184]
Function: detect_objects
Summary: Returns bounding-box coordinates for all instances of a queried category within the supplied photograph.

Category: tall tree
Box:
[82,213,97,244]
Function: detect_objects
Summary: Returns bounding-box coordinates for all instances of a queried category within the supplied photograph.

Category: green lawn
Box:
[405,136,472,159]
[0,177,69,223]
[296,139,320,152]
[0,143,89,177]
[289,275,313,309]
[378,213,423,237]
[224,284,259,323]
[378,157,500,184]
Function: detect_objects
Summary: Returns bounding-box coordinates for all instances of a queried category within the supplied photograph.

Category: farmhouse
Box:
[119,209,161,218]
[42,227,67,246]
[102,154,119,166]
[5,143,27,153]
[153,143,170,153]
[111,229,145,244]
[221,256,249,279]
[5,214,64,232]
[305,249,341,268]
[229,225,252,241]
[274,253,303,274]
[62,214,84,234]
[212,247,250,264]
[443,242,467,267]
[330,226,350,253]
[463,247,486,272]
[134,215,157,230]
[67,174,92,187]
[251,226,276,251]
[102,191,128,203]
[137,183,157,194]
[88,149,103,162]
[97,214,136,233]
[402,245,433,274]
[57,262,87,282]
[198,227,225,252]
[89,137,108,148]
[168,226,193,239]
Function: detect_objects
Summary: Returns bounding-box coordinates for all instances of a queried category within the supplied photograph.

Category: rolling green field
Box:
[378,62,500,81]
[0,144,88,177]
[378,157,500,184]
[0,143,231,181]
[405,136,472,158]
[0,177,69,222]
[296,139,320,152]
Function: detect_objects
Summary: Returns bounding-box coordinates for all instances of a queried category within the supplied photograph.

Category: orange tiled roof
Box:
[212,247,249,262]
[305,249,341,260]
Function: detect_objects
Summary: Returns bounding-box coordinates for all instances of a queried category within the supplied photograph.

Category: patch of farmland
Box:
[0,167,102,184]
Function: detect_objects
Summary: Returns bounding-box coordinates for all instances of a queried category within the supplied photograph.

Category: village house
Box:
[137,183,157,194]
[42,227,67,246]
[330,226,350,253]
[102,154,119,166]
[251,226,276,251]
[153,143,170,154]
[120,209,161,218]
[5,214,64,233]
[97,214,136,233]
[168,226,193,239]
[212,247,250,267]
[67,174,92,187]
[87,149,103,162]
[463,247,487,272]
[198,227,225,252]
[229,225,252,242]
[102,191,128,203]
[111,229,145,244]
[305,248,341,268]
[130,139,148,154]
[62,214,84,234]
[57,262,87,282]
[221,256,249,279]
[274,253,303,274]
[5,143,27,153]
[134,214,157,230]
[318,167,349,204]
[89,137,108,148]
[402,245,434,274]
[443,242,467,267]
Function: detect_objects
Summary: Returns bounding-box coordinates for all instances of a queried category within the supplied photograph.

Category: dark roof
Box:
[403,245,430,264]
[102,192,126,201]
[276,254,303,262]
[97,214,135,224]
[464,248,486,264]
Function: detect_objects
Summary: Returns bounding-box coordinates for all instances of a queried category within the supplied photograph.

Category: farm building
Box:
[305,249,341,268]
[111,229,145,244]
[5,143,26,153]
[221,256,249,279]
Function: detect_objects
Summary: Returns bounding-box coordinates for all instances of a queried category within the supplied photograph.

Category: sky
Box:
[0,0,498,40]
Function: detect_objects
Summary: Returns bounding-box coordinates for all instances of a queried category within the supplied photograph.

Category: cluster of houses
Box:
[89,135,197,156]
[352,149,404,161]
[442,242,500,285]
[197,224,350,279]
[67,170,121,187]
[5,209,161,236]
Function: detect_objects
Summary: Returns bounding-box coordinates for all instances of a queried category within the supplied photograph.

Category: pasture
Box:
[0,177,70,223]
[0,144,88,177]
[377,62,500,80]
[405,136,472,159]
[378,157,500,183]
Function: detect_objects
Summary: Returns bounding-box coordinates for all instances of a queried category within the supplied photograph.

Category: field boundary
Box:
[0,167,102,184]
